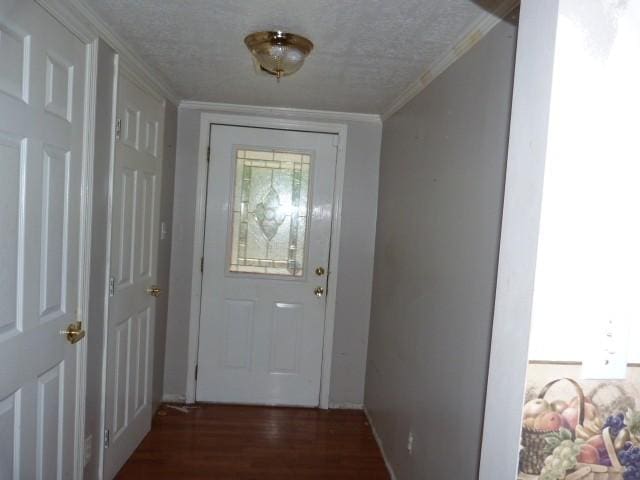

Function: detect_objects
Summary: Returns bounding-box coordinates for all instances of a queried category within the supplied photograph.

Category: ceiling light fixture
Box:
[244,31,314,81]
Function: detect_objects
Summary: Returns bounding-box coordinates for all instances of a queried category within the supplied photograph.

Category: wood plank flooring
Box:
[115,404,390,479]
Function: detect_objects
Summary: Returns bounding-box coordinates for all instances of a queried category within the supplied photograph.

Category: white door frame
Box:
[185,112,348,409]
[74,39,97,480]
[479,1,560,478]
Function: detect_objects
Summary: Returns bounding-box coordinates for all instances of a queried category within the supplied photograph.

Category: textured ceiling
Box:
[84,0,492,113]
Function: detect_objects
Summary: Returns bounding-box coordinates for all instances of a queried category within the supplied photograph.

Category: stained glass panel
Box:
[228,148,311,276]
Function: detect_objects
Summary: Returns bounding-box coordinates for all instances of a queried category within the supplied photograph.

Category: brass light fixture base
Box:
[244,31,314,80]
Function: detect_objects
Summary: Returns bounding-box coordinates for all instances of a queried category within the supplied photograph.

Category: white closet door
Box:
[0,2,88,479]
[103,70,164,479]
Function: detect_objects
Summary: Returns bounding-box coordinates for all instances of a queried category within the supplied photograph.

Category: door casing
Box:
[185,112,349,408]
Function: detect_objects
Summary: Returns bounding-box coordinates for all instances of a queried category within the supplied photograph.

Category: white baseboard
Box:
[364,407,398,480]
[328,402,363,410]
[162,393,186,403]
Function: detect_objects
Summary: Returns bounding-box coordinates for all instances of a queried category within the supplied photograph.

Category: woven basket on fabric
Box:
[568,428,624,480]
[520,378,586,475]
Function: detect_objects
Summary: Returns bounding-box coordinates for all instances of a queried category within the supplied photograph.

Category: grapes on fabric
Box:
[620,442,640,480]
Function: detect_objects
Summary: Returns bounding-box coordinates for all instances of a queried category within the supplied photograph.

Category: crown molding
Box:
[40,0,180,105]
[381,0,520,121]
[179,100,382,125]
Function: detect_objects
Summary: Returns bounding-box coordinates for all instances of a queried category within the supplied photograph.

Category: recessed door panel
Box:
[122,106,139,150]
[44,53,72,122]
[133,308,149,415]
[0,23,29,102]
[269,303,303,374]
[0,133,25,336]
[136,172,156,279]
[221,300,254,370]
[36,362,64,480]
[113,317,130,439]
[115,168,136,288]
[143,120,158,157]
[39,145,70,322]
[0,390,20,480]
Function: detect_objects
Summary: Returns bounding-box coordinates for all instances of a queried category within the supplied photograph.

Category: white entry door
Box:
[0,1,88,479]
[197,125,338,407]
[103,71,164,479]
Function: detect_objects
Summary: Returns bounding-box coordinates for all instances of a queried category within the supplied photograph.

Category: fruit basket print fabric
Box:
[518,364,640,480]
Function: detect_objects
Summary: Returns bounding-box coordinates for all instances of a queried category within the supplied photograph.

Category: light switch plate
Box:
[581,318,629,380]
[160,221,169,240]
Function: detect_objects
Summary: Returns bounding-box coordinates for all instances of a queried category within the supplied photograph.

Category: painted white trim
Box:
[328,402,363,410]
[97,53,120,480]
[364,408,398,480]
[381,0,520,121]
[184,111,349,410]
[118,59,166,105]
[180,100,382,125]
[478,1,559,479]
[162,393,187,404]
[73,37,99,480]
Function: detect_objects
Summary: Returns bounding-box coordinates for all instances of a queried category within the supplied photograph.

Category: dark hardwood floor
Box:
[115,404,390,479]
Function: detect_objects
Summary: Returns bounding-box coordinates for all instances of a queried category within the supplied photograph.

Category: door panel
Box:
[269,302,303,374]
[0,133,24,335]
[197,125,337,407]
[0,2,87,479]
[104,71,163,479]
[36,362,64,480]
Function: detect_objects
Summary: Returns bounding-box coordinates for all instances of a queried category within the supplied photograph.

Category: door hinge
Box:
[195,364,198,381]
[200,257,204,273]
[206,146,211,163]
[115,118,122,140]
[103,429,110,449]
[108,276,115,297]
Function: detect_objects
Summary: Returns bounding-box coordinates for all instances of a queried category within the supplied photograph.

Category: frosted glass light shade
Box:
[244,31,314,80]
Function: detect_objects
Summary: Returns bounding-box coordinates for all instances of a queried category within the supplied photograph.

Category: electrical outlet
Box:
[407,431,414,454]
[84,435,92,467]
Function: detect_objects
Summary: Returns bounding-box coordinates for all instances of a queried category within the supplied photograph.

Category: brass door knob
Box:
[314,286,325,297]
[146,285,162,297]
[59,321,86,345]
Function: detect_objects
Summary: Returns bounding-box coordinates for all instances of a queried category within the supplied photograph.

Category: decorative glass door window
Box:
[228,148,312,276]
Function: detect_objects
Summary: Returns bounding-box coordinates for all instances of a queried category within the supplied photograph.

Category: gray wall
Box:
[364,17,517,480]
[84,42,177,479]
[163,108,382,406]
[84,39,116,480]
[152,101,177,411]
